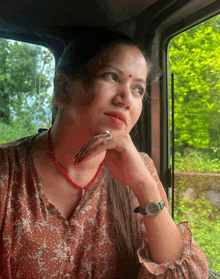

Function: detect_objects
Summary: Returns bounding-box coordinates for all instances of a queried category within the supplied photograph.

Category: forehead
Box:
[87,44,148,77]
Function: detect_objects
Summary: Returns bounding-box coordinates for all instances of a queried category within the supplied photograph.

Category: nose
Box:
[112,83,133,109]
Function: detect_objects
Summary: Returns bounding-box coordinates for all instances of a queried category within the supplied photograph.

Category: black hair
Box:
[57,28,156,89]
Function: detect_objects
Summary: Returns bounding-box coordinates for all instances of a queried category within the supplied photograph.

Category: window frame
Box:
[159,1,220,201]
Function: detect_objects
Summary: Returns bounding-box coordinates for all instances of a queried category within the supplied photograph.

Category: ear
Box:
[54,73,73,106]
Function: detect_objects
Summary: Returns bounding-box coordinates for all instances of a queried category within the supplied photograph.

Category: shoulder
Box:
[0,133,38,188]
[0,134,38,170]
[0,134,37,148]
[0,134,37,154]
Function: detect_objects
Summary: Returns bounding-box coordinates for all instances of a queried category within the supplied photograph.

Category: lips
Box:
[104,111,127,125]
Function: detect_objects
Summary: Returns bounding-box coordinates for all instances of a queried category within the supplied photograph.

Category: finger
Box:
[74,134,105,164]
[75,134,104,159]
[75,137,104,164]
[75,147,90,165]
[74,150,88,165]
[74,137,96,160]
[75,144,89,162]
[76,139,107,164]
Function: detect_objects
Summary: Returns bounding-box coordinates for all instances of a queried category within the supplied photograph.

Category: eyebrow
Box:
[101,64,147,86]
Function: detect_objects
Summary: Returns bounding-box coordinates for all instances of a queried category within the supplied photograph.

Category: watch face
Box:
[146,202,160,216]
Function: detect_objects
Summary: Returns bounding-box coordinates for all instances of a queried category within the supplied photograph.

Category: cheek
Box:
[134,101,143,119]
[87,82,109,105]
[71,84,96,107]
[130,102,142,126]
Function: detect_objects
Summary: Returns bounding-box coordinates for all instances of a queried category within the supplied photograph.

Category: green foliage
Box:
[0,38,54,142]
[169,14,220,274]
[170,192,220,274]
[169,14,220,153]
[0,38,54,130]
[173,149,220,172]
[0,120,37,144]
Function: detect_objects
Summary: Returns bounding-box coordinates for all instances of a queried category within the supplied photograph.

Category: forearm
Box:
[132,173,184,264]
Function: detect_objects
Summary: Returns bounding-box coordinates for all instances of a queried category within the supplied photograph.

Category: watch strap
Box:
[134,205,147,215]
[134,200,165,216]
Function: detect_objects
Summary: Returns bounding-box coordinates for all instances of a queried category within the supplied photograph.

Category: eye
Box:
[133,86,145,95]
[103,72,118,81]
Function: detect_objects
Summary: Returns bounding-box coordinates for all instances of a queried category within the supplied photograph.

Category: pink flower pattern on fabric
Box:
[0,135,209,278]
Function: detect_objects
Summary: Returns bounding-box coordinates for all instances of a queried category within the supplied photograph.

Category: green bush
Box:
[172,149,220,172]
[170,185,220,273]
[0,120,37,144]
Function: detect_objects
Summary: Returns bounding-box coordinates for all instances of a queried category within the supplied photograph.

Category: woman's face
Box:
[62,44,148,136]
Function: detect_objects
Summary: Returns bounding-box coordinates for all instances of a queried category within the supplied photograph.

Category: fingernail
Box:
[75,144,90,161]
[75,152,87,165]
[77,153,86,163]
[75,149,83,160]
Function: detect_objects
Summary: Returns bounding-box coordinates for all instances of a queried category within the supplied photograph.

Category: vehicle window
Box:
[0,38,55,143]
[169,14,220,273]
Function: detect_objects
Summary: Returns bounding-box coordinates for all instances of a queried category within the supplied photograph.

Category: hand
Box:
[74,131,150,189]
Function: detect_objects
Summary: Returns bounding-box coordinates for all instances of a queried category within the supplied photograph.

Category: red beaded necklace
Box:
[47,127,104,196]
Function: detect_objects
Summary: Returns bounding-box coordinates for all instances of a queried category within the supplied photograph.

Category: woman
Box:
[0,29,209,278]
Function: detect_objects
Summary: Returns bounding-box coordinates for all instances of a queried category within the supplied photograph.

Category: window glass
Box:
[0,38,55,143]
[168,14,220,273]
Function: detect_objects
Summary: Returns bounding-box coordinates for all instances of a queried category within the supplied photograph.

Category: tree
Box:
[169,14,220,154]
[169,15,220,273]
[0,39,10,123]
[0,39,54,141]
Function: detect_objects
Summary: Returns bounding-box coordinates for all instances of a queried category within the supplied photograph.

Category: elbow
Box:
[152,240,184,264]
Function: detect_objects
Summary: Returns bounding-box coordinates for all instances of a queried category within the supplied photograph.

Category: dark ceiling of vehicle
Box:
[0,0,158,29]
[0,0,219,44]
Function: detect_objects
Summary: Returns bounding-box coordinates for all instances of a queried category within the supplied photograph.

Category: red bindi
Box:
[129,75,132,77]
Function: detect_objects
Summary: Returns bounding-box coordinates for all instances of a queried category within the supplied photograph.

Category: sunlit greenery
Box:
[170,191,220,273]
[169,14,220,274]
[172,149,220,173]
[169,14,220,154]
[0,39,54,143]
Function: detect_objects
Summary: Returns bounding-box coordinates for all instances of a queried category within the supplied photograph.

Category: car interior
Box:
[0,0,220,277]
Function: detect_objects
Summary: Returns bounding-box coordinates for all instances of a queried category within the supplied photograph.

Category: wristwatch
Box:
[134,200,165,217]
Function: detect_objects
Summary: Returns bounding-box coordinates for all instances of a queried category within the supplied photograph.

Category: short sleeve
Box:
[135,152,209,278]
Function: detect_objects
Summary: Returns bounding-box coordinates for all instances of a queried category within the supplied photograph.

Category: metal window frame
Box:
[159,0,220,210]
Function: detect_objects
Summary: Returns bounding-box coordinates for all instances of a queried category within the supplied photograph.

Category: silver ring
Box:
[102,130,112,140]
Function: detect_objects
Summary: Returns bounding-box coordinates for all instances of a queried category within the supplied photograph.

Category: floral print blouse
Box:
[0,133,209,278]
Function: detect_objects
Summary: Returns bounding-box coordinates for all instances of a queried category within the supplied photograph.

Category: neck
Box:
[48,120,106,173]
